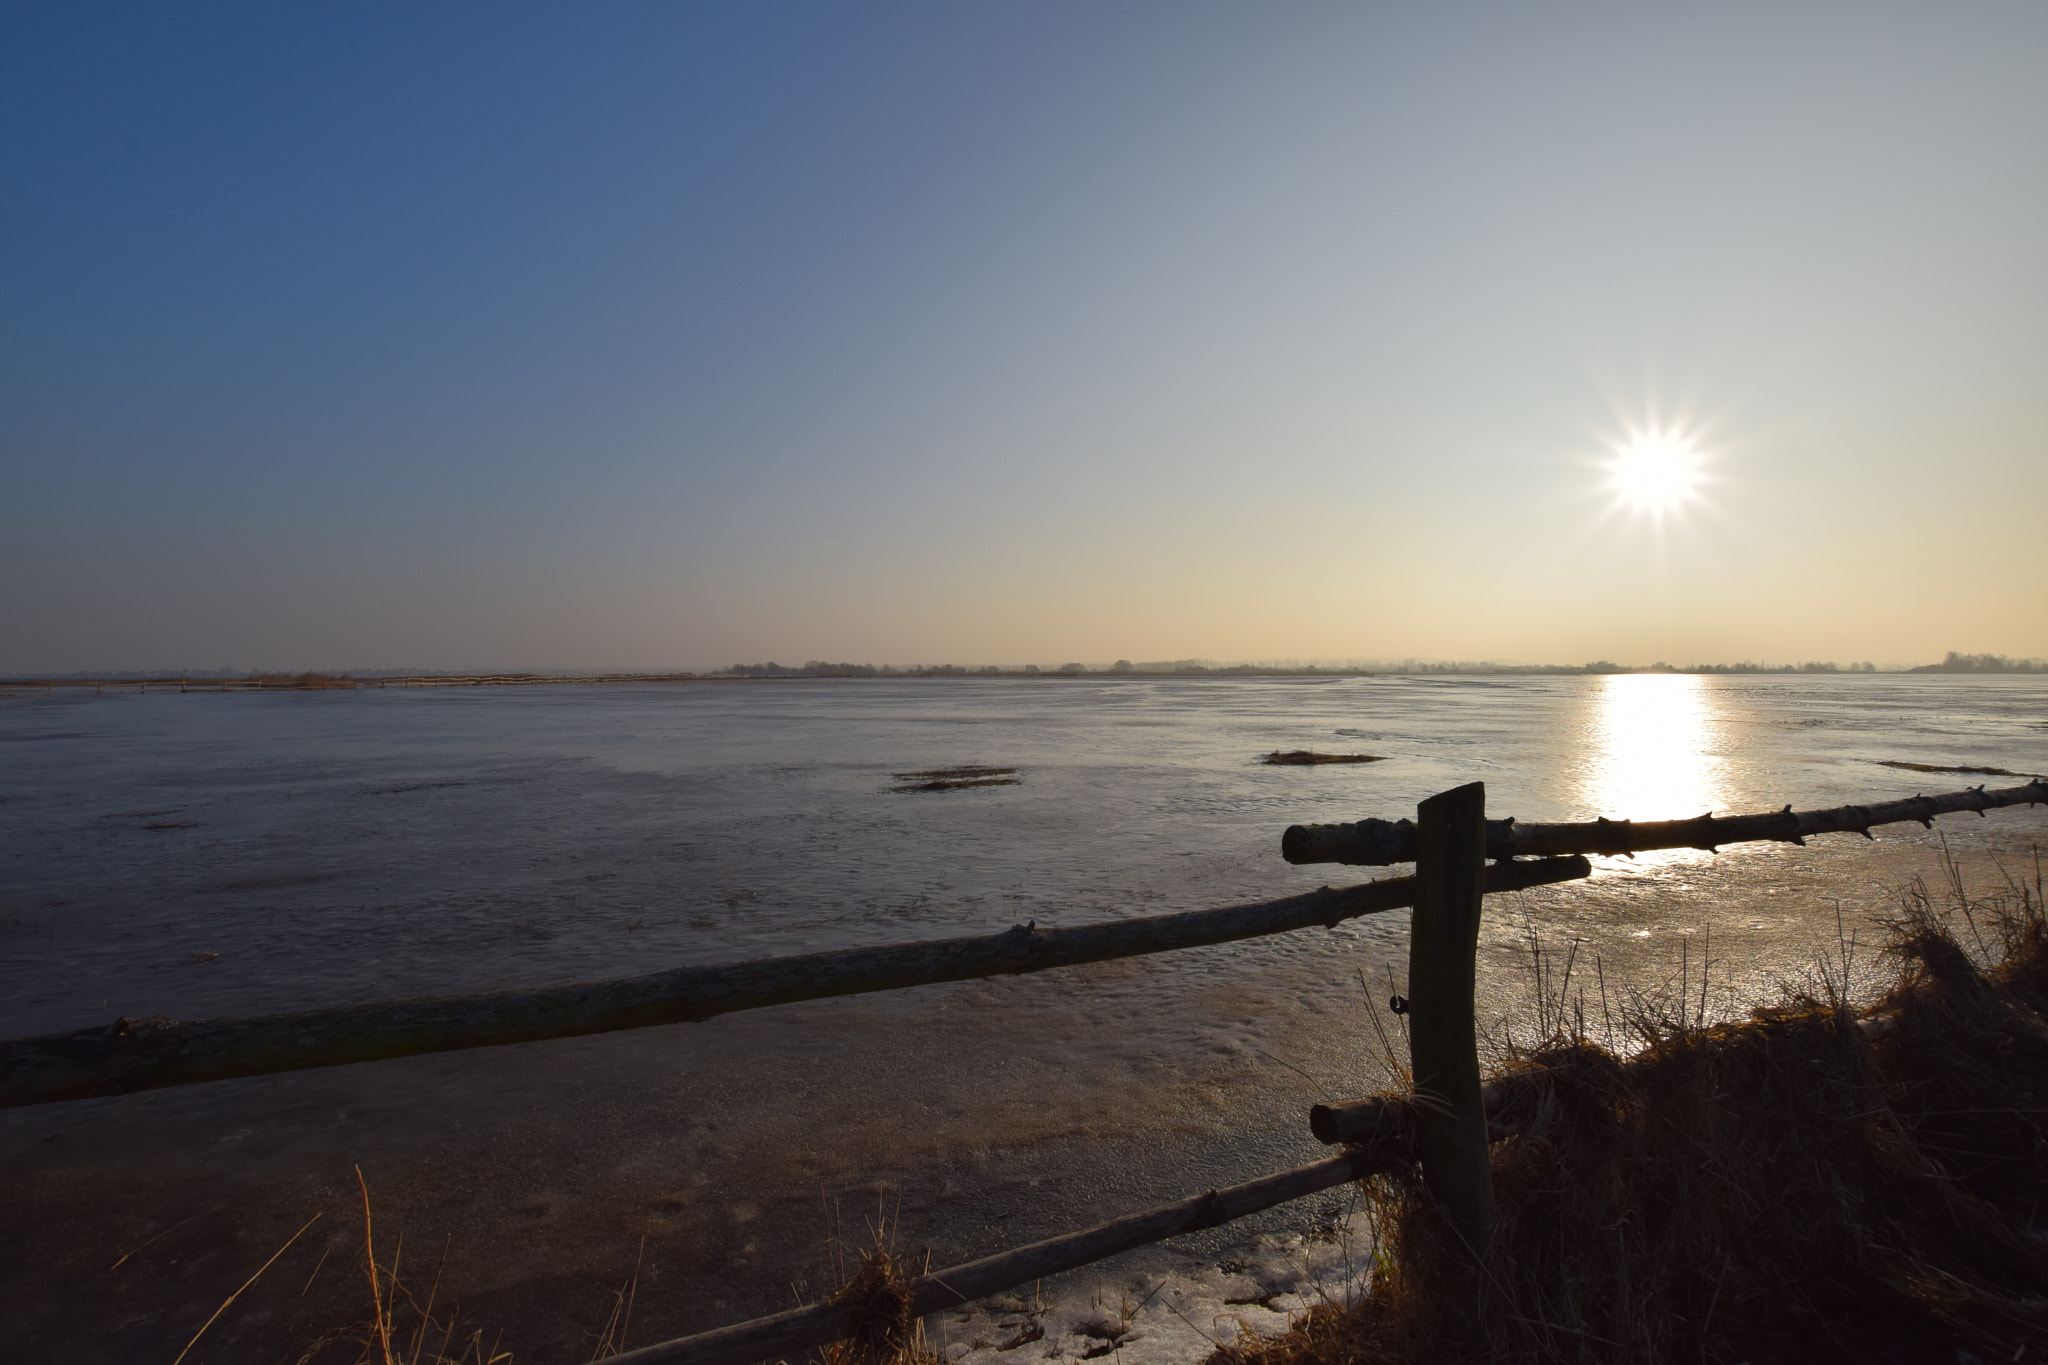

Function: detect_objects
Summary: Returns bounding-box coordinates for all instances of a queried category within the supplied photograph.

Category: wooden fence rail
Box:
[1283,778,2048,865]
[0,858,1590,1108]
[604,1150,1386,1365]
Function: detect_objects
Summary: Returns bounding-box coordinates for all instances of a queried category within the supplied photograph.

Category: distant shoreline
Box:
[5,659,2045,693]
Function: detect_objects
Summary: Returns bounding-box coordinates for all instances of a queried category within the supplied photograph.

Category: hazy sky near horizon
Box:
[3,3,2044,672]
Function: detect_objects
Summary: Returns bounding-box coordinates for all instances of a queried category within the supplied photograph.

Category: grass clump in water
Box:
[1877,759,2035,777]
[1263,752,1387,766]
[891,766,1019,792]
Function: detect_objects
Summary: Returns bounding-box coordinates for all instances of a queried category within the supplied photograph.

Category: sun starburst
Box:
[1609,433,1700,514]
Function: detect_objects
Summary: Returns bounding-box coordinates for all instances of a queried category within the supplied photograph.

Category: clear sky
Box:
[3,2,2043,672]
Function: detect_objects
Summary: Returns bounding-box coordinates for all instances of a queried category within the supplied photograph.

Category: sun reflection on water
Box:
[1581,675,1729,859]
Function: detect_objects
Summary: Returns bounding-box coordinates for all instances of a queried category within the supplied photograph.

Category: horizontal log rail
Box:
[1281,778,2048,867]
[0,857,1590,1109]
[597,1149,1386,1365]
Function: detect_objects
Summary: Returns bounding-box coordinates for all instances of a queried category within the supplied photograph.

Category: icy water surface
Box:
[5,673,2044,1029]
[2,675,2045,1362]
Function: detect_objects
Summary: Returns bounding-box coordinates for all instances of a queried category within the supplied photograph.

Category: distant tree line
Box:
[710,654,2037,680]
[1685,661,1878,674]
[727,661,1004,677]
[1910,652,2045,674]
[15,655,2039,687]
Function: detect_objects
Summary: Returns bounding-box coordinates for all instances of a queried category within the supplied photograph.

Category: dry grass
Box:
[818,1213,938,1365]
[290,1171,510,1365]
[282,1194,924,1365]
[1219,848,2048,1365]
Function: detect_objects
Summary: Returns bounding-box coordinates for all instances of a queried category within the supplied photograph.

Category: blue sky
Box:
[3,2,2044,670]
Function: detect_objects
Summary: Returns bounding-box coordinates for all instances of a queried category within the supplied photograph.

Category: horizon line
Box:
[6,651,2046,686]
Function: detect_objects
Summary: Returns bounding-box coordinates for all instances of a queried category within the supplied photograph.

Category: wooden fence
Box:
[4,777,2044,1364]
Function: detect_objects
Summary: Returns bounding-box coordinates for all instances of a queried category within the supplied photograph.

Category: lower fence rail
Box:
[596,1149,1385,1365]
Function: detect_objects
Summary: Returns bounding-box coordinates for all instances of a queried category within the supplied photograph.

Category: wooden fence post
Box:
[1410,780,1495,1335]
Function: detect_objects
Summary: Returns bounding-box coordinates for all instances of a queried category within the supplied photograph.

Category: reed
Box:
[288,1173,509,1365]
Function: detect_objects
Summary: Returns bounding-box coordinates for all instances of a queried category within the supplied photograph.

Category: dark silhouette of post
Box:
[1410,781,1495,1334]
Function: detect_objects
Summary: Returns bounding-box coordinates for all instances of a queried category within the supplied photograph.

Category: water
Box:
[3,674,2044,1360]
[5,673,2042,1030]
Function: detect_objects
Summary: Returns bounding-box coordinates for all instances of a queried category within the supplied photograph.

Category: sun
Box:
[1610,433,1700,513]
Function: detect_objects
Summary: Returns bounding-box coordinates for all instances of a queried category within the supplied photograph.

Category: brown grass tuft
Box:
[292,1172,509,1365]
[822,1218,937,1365]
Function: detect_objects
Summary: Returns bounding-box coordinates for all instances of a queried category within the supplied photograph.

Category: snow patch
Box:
[929,1206,1376,1365]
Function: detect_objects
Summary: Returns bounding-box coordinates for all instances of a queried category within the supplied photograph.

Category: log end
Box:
[1308,1103,1340,1145]
[1281,818,1416,866]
